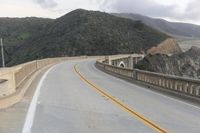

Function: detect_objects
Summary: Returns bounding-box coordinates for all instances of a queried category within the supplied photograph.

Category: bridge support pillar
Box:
[105,56,112,65]
[128,56,134,69]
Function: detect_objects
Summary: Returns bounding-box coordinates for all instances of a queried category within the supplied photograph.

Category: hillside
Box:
[7,9,168,65]
[113,13,200,38]
[0,17,53,64]
[147,38,182,55]
[135,46,200,79]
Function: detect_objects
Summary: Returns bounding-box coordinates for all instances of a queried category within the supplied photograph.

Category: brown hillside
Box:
[147,38,182,55]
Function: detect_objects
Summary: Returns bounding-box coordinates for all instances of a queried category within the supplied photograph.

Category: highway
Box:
[1,59,200,133]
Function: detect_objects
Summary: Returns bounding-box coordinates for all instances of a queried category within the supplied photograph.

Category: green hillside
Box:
[0,17,53,65]
[0,9,168,66]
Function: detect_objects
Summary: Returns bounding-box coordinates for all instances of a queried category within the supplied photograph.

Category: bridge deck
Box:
[1,59,200,133]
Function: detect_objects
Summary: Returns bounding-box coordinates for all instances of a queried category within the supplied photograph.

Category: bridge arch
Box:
[119,61,125,68]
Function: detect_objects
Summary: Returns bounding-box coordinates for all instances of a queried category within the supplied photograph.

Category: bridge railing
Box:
[96,57,200,99]
[0,56,89,108]
[136,69,200,97]
[97,61,134,78]
[0,58,63,98]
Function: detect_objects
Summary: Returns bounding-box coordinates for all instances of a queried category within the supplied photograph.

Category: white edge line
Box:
[22,64,58,133]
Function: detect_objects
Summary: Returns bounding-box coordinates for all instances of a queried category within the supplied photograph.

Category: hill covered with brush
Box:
[0,9,168,66]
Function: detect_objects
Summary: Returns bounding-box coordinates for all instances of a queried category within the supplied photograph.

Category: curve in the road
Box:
[74,64,167,133]
[18,59,200,133]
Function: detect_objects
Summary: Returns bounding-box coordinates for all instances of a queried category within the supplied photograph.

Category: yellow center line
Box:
[73,64,168,133]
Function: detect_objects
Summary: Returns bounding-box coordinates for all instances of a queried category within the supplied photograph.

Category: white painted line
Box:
[22,64,57,133]
[149,88,200,110]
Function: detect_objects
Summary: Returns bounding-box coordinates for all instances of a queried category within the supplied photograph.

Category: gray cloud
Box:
[100,0,176,17]
[99,0,200,23]
[184,0,200,20]
[164,0,200,22]
[33,0,200,23]
[35,0,58,9]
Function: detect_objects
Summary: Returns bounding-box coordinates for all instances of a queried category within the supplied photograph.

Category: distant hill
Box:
[113,13,200,38]
[0,9,168,66]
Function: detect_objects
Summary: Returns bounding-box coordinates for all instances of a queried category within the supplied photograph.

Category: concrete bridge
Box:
[101,55,200,99]
[104,54,144,68]
[0,55,200,133]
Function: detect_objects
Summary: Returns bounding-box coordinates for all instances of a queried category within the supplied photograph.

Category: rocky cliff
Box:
[135,46,200,79]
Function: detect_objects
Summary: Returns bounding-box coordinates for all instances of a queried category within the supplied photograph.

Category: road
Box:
[1,59,200,133]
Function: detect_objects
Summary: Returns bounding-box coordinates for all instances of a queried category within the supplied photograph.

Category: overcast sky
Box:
[0,0,200,25]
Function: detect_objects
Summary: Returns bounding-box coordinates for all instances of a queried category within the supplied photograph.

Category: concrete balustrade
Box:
[135,69,200,97]
[96,55,200,99]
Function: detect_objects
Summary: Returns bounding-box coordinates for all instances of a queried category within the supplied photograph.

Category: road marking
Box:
[146,88,200,110]
[74,64,168,133]
[22,64,57,133]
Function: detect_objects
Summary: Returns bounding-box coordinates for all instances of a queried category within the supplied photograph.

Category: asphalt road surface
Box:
[1,59,200,133]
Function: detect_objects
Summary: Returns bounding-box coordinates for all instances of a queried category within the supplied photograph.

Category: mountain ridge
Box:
[113,13,200,38]
[4,9,168,66]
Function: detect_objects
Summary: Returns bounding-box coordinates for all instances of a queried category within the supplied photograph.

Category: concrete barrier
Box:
[0,68,18,97]
[96,56,200,100]
[0,56,91,109]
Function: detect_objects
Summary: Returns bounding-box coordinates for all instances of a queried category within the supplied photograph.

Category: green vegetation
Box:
[0,9,168,66]
[0,17,53,65]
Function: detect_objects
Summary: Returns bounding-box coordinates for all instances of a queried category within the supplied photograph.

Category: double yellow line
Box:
[73,64,168,133]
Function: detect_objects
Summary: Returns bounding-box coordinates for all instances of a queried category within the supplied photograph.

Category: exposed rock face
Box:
[147,38,182,55]
[135,46,200,79]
